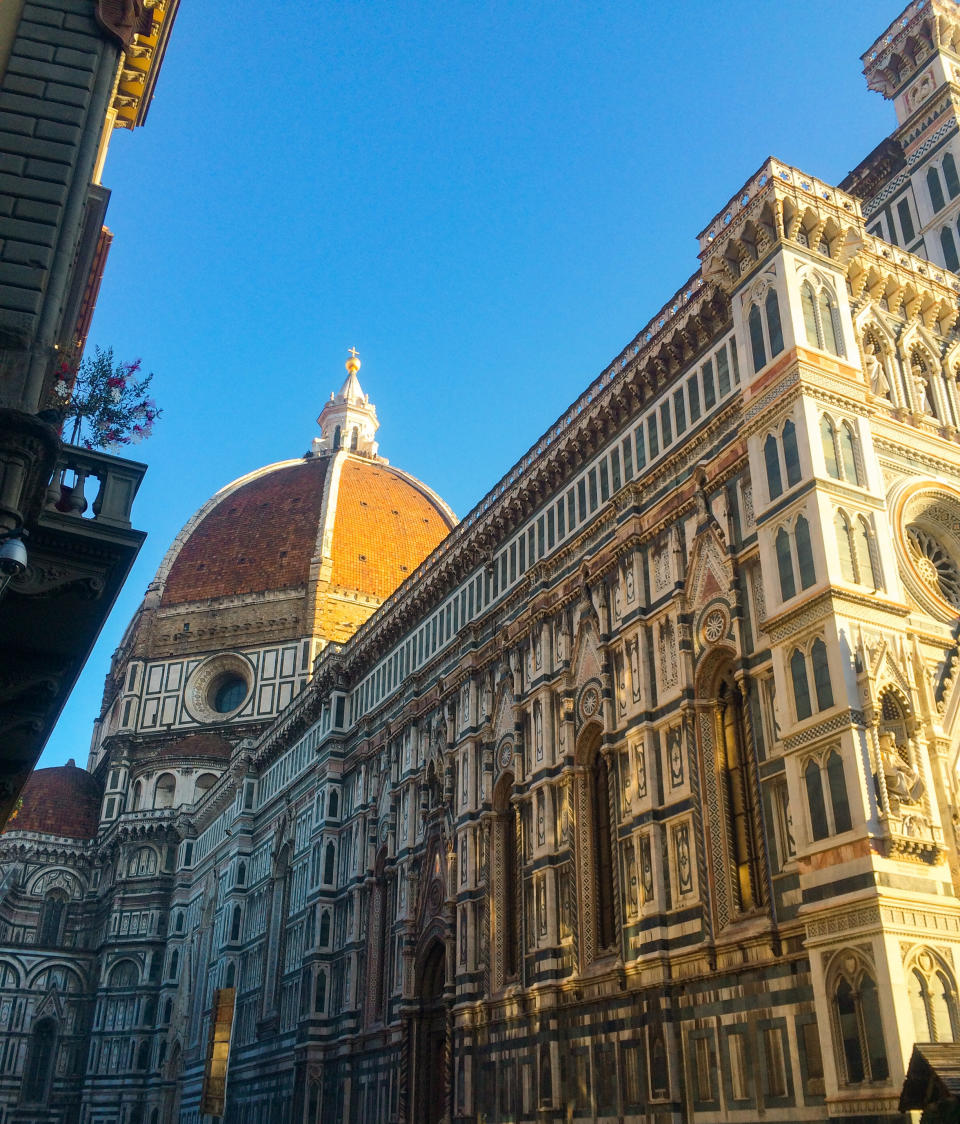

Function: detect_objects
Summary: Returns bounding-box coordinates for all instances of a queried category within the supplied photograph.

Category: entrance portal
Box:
[414,940,447,1124]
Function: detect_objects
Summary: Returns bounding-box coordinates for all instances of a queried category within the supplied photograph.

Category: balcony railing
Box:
[43,444,146,530]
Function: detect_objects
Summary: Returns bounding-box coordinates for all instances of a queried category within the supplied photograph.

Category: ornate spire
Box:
[313,350,381,459]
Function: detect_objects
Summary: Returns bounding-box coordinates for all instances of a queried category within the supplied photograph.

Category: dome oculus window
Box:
[212,675,247,713]
[184,654,253,724]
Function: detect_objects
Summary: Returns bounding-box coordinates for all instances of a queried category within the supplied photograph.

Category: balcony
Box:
[0,444,146,822]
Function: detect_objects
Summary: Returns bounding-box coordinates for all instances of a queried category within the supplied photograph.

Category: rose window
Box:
[907,526,960,608]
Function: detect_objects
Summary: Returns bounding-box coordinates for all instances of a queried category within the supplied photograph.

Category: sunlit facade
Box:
[5,3,960,1122]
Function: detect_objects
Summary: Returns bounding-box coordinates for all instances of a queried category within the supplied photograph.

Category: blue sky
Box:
[42,0,897,767]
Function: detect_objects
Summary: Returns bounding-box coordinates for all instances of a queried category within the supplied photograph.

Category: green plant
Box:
[51,347,160,451]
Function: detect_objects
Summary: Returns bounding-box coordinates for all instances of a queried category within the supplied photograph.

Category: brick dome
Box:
[161,458,331,606]
[5,763,102,839]
[155,452,455,617]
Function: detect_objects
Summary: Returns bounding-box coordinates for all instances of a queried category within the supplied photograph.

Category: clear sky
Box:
[41,0,898,768]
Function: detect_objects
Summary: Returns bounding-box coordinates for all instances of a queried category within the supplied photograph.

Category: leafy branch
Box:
[49,347,161,452]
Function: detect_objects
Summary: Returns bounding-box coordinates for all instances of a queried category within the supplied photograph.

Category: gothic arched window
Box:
[804,750,851,840]
[492,772,521,986]
[319,909,331,947]
[942,227,960,272]
[323,842,335,885]
[749,304,767,373]
[717,676,762,912]
[821,415,840,478]
[791,648,812,720]
[945,153,960,198]
[37,892,67,947]
[776,528,795,600]
[230,905,242,943]
[929,166,947,213]
[590,751,617,951]
[833,969,888,1084]
[811,639,833,710]
[765,288,785,358]
[21,1018,57,1103]
[782,419,801,487]
[765,433,783,500]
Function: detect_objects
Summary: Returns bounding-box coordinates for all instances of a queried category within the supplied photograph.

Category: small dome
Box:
[5,764,102,839]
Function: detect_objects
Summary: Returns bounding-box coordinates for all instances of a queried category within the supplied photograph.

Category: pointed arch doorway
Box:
[413,939,448,1124]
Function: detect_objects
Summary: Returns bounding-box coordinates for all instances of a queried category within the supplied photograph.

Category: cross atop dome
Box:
[313,349,382,459]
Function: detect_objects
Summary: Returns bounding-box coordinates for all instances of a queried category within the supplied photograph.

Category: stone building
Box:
[0,0,179,825]
[7,2,960,1122]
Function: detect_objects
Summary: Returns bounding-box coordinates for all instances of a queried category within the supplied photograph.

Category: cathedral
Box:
[8,2,960,1123]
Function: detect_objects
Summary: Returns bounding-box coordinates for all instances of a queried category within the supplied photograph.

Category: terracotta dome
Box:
[5,763,102,839]
[161,458,331,606]
[156,453,454,611]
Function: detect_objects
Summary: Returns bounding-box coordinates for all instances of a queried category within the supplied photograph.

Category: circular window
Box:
[907,526,960,608]
[184,654,252,724]
[892,481,960,622]
[212,675,247,714]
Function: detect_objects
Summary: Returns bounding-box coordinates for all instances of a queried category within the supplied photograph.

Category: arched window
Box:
[717,675,762,912]
[945,153,960,199]
[315,969,327,1012]
[811,639,833,711]
[154,773,176,810]
[942,227,960,272]
[791,648,812,721]
[839,423,861,484]
[805,750,850,840]
[590,750,616,950]
[834,970,888,1084]
[821,414,862,484]
[908,953,960,1043]
[311,843,321,886]
[323,842,335,885]
[174,911,184,933]
[835,511,857,583]
[128,847,157,878]
[765,288,784,357]
[109,960,138,987]
[802,282,818,345]
[855,516,881,588]
[776,528,796,600]
[144,998,157,1026]
[225,962,236,989]
[492,773,521,986]
[818,289,841,355]
[821,416,840,478]
[167,949,179,981]
[765,434,782,499]
[194,773,217,802]
[781,420,801,487]
[795,515,815,589]
[132,781,142,811]
[230,905,242,943]
[329,790,339,819]
[319,909,331,947]
[929,166,947,213]
[37,892,67,947]
[350,428,359,451]
[136,1040,150,1070]
[236,861,246,887]
[805,758,829,840]
[333,424,341,448]
[749,304,767,372]
[162,998,173,1024]
[802,280,843,356]
[21,1018,57,1103]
